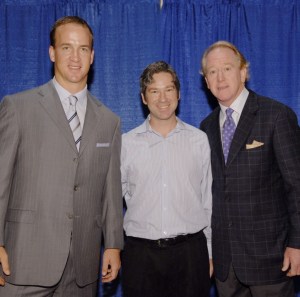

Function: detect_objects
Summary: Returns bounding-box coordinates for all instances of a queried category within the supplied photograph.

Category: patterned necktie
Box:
[68,95,82,151]
[222,108,236,163]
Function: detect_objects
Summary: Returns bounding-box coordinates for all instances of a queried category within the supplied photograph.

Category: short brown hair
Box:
[50,16,94,48]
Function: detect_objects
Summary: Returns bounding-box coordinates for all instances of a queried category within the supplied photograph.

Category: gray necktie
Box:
[222,108,236,163]
[68,95,82,151]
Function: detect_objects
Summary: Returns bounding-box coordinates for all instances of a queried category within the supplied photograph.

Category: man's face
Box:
[142,72,179,123]
[204,47,246,107]
[49,23,94,93]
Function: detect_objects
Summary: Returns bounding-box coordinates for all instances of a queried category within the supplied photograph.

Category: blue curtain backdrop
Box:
[1,0,300,296]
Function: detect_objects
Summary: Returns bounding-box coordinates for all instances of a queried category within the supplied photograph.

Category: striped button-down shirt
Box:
[121,117,212,256]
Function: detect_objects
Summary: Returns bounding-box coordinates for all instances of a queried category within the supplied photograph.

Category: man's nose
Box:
[217,69,224,81]
[70,49,80,61]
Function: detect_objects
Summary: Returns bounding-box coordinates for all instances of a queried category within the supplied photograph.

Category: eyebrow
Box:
[59,43,91,48]
[148,84,175,90]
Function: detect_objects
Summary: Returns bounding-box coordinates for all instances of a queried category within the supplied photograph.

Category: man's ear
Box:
[49,46,55,62]
[141,93,147,105]
[240,67,247,83]
[205,77,210,89]
[90,49,95,65]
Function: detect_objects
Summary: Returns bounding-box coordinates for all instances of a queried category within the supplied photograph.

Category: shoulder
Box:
[248,90,298,121]
[88,92,120,123]
[181,120,208,139]
[179,120,211,151]
[122,123,146,141]
[0,82,52,113]
[121,123,147,160]
[3,82,50,102]
[200,107,220,130]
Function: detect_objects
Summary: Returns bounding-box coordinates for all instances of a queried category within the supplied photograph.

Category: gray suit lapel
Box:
[79,93,102,155]
[226,91,259,165]
[38,81,78,153]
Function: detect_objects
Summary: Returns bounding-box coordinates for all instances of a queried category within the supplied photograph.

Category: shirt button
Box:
[74,185,79,191]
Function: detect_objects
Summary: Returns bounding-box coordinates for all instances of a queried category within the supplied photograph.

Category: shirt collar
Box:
[135,115,186,135]
[219,87,249,117]
[52,77,87,106]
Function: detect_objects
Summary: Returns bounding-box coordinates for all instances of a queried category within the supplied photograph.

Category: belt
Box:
[127,230,202,248]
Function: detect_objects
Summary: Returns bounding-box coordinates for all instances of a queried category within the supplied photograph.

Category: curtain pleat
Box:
[0,1,300,295]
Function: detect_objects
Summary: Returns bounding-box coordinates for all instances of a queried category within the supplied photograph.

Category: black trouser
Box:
[215,264,294,297]
[121,230,210,297]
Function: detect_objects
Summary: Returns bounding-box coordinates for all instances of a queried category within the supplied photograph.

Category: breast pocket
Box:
[6,209,36,224]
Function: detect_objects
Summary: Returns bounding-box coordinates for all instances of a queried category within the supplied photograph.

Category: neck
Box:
[55,77,87,94]
[149,116,177,138]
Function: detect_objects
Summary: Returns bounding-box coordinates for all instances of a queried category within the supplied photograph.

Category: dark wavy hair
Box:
[140,61,180,96]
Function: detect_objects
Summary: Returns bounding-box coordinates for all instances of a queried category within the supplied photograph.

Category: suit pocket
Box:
[6,209,36,224]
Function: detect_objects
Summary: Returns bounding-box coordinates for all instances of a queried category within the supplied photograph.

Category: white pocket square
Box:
[96,142,110,148]
[246,140,264,150]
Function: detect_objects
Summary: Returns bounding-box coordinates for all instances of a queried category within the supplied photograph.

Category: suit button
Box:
[74,185,79,191]
[73,158,78,163]
[228,221,232,228]
[67,213,74,219]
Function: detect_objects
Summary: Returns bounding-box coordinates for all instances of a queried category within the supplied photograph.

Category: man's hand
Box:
[0,246,10,286]
[101,248,121,283]
[282,247,300,276]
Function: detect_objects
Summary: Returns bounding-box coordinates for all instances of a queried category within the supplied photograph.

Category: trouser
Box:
[122,230,211,297]
[0,240,98,297]
[215,264,294,297]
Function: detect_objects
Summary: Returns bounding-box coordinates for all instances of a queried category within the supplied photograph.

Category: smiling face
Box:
[49,23,94,93]
[142,71,179,126]
[204,46,247,107]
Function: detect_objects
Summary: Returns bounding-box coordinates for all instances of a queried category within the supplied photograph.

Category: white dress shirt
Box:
[219,87,249,132]
[121,117,212,257]
[52,77,87,127]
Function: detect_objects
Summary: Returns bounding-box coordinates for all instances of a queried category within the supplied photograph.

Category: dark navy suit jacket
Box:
[200,90,300,285]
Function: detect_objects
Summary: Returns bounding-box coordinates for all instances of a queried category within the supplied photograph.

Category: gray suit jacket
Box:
[0,81,123,286]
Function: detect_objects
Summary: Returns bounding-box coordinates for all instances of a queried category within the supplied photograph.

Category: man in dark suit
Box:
[0,16,123,296]
[200,40,300,297]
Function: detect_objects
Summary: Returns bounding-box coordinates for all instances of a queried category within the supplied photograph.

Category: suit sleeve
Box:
[0,97,20,246]
[101,118,124,249]
[273,106,300,248]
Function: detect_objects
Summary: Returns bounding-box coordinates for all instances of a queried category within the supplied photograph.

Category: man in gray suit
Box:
[0,16,123,296]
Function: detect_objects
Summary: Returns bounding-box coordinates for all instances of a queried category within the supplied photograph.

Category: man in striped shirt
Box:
[121,61,213,297]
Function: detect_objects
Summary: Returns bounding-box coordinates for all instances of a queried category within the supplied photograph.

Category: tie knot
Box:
[226,108,234,117]
[69,95,78,107]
